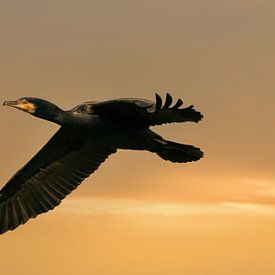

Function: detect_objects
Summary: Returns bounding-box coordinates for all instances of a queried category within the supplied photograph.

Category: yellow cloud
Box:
[58,197,275,217]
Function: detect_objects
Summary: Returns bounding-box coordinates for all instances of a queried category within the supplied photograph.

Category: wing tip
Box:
[153,93,204,123]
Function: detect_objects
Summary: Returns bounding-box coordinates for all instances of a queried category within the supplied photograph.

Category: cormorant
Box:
[0,93,203,234]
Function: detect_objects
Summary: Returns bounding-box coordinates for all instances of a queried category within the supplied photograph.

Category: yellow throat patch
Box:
[16,102,36,113]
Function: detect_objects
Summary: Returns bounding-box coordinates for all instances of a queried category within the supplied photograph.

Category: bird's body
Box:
[0,93,203,234]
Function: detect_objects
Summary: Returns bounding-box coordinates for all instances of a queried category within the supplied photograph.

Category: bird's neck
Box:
[34,105,66,125]
[54,111,88,127]
[54,109,67,124]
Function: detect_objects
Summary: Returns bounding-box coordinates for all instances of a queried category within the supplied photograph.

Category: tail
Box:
[154,138,203,163]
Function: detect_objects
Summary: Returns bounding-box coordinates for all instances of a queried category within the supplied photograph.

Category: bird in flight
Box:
[0,93,203,234]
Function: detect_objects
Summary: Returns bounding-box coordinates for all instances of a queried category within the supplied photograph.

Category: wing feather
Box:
[148,93,203,125]
[0,128,116,234]
[90,94,203,127]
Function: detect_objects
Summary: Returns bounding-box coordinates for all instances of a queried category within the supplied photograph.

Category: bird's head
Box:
[3,97,63,123]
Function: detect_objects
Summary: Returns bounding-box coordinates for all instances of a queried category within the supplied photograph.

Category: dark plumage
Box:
[0,93,203,234]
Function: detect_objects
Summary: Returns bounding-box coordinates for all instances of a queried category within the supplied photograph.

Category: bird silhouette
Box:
[0,93,203,234]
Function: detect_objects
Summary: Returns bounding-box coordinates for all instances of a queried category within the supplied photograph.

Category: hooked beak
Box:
[3,99,36,113]
[3,100,19,107]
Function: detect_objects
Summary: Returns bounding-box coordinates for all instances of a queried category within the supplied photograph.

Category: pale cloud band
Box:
[58,197,275,217]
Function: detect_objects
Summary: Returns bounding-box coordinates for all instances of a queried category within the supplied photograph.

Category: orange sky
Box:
[0,0,275,274]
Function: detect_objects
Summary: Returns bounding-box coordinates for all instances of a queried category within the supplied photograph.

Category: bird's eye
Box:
[22,99,28,104]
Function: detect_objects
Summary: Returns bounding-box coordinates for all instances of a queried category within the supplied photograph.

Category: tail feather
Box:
[155,139,203,163]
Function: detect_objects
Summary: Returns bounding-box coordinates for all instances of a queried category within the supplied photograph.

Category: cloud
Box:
[58,197,275,217]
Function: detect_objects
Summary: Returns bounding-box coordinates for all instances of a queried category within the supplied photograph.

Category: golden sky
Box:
[0,0,275,274]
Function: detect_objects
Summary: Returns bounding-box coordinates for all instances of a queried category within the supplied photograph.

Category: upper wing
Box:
[91,98,153,127]
[91,93,203,127]
[147,93,203,126]
[0,128,116,234]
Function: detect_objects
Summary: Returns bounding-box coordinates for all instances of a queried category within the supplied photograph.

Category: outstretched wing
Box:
[0,128,116,234]
[91,93,203,127]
